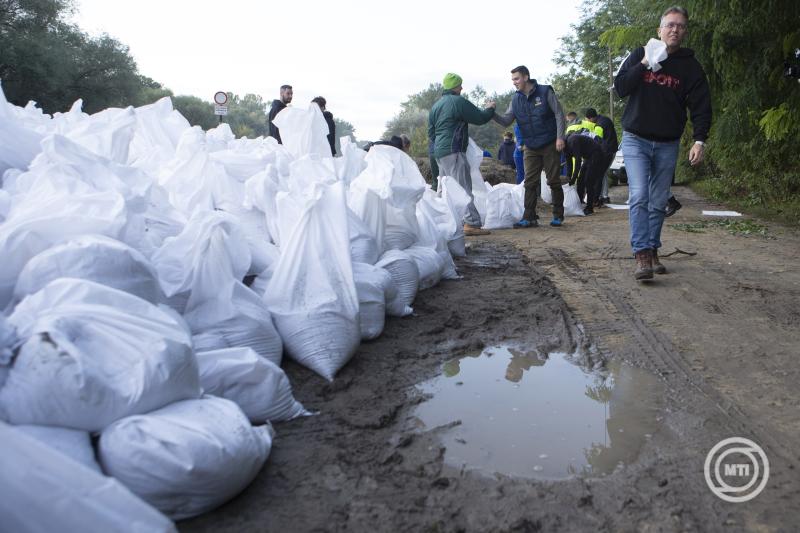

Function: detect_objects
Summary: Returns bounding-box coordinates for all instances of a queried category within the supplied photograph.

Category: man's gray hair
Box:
[661,5,689,23]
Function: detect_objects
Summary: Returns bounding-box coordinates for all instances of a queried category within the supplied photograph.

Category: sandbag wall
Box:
[0,83,473,529]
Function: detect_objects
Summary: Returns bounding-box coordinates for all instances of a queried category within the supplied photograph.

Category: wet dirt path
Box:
[182,186,800,532]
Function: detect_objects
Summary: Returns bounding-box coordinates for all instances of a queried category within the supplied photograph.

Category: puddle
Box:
[410,346,665,480]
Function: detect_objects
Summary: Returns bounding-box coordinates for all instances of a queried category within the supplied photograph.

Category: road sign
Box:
[214,105,228,116]
[213,91,228,105]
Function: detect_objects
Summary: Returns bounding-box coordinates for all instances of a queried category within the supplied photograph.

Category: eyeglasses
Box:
[661,22,687,31]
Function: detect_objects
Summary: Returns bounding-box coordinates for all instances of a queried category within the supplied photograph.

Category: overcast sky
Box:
[72,0,583,141]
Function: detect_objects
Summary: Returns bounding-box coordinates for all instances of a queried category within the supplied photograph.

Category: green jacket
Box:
[428,90,495,160]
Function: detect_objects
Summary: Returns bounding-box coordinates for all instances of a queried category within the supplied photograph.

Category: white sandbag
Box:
[264,181,360,382]
[483,183,524,229]
[348,207,380,264]
[540,171,552,204]
[196,348,308,423]
[352,262,395,340]
[0,81,44,176]
[13,234,165,306]
[375,249,418,317]
[243,165,285,246]
[334,136,367,185]
[98,396,272,520]
[151,210,251,315]
[271,104,332,159]
[466,139,489,220]
[0,422,176,533]
[189,282,283,366]
[0,187,127,309]
[0,279,200,431]
[405,245,445,290]
[16,424,101,473]
[563,183,585,217]
[416,190,459,280]
[440,176,470,257]
[128,96,190,169]
[0,189,10,223]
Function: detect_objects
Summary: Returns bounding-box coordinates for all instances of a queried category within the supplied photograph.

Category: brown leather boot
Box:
[652,248,667,274]
[634,249,654,280]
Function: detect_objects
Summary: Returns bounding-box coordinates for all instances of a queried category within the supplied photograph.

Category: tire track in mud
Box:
[540,246,798,474]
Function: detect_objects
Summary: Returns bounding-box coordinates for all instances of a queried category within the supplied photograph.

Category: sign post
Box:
[214,91,228,124]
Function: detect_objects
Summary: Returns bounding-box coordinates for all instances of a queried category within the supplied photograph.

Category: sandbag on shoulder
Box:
[196,347,308,423]
[98,396,272,521]
[0,279,200,431]
[0,421,176,533]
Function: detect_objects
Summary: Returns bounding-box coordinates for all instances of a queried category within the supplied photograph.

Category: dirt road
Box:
[182,185,800,532]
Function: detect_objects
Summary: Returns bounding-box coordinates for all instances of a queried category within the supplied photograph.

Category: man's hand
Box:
[485,100,496,109]
[556,138,565,151]
[641,56,649,67]
[688,143,705,166]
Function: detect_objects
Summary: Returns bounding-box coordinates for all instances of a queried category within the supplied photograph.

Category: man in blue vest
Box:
[493,65,567,227]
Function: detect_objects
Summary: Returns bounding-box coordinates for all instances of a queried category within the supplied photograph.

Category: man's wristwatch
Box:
[694,140,705,146]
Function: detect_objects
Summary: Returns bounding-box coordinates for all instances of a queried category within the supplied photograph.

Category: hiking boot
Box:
[634,249,654,280]
[665,196,682,217]
[652,248,667,274]
[513,218,538,228]
[549,217,563,227]
[464,224,491,236]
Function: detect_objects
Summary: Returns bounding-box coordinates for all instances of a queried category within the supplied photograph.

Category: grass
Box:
[689,180,800,228]
[669,218,773,238]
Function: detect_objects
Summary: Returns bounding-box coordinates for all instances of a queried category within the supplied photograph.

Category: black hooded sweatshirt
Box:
[614,46,711,143]
[268,99,286,143]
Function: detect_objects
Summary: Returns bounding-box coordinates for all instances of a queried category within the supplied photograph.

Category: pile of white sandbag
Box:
[0,81,483,527]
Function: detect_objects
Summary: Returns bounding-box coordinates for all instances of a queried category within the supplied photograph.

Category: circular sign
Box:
[213,91,228,105]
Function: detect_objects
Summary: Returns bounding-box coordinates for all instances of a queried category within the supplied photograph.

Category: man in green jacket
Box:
[428,73,496,236]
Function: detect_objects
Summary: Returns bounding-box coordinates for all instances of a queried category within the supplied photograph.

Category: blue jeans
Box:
[621,132,679,253]
[513,147,524,184]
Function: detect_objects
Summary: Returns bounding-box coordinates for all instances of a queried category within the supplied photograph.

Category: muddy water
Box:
[410,346,665,480]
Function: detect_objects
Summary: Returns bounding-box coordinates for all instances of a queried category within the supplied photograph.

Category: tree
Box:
[172,95,217,130]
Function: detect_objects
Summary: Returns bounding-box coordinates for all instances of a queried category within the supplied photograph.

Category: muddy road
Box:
[183,186,800,532]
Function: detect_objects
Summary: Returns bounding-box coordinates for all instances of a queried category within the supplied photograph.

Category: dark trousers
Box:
[523,142,564,220]
[582,154,606,209]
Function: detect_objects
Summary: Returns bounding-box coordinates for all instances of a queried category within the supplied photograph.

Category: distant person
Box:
[428,72,496,235]
[365,135,404,151]
[564,132,605,215]
[311,96,336,156]
[585,107,618,206]
[614,5,711,281]
[513,124,524,184]
[400,134,412,153]
[498,132,516,168]
[268,84,293,144]
[566,111,579,125]
[493,65,567,227]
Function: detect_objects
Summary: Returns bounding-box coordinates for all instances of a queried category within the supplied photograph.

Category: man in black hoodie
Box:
[268,84,293,144]
[498,132,516,168]
[614,5,711,281]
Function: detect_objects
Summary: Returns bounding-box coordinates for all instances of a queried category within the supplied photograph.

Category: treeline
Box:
[0,0,356,146]
[551,0,800,212]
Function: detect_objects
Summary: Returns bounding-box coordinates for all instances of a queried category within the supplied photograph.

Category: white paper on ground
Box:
[702,210,742,217]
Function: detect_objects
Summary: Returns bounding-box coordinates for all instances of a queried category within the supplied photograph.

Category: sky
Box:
[71,0,583,141]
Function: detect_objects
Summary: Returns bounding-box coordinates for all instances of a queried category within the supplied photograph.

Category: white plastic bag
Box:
[483,183,524,229]
[196,348,308,423]
[440,177,470,257]
[540,171,552,204]
[645,38,668,72]
[271,104,332,159]
[405,245,445,290]
[348,206,380,264]
[0,422,176,533]
[98,396,272,520]
[0,81,44,176]
[0,279,200,431]
[563,183,586,217]
[264,181,360,381]
[13,234,165,306]
[375,249,419,317]
[466,139,489,220]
